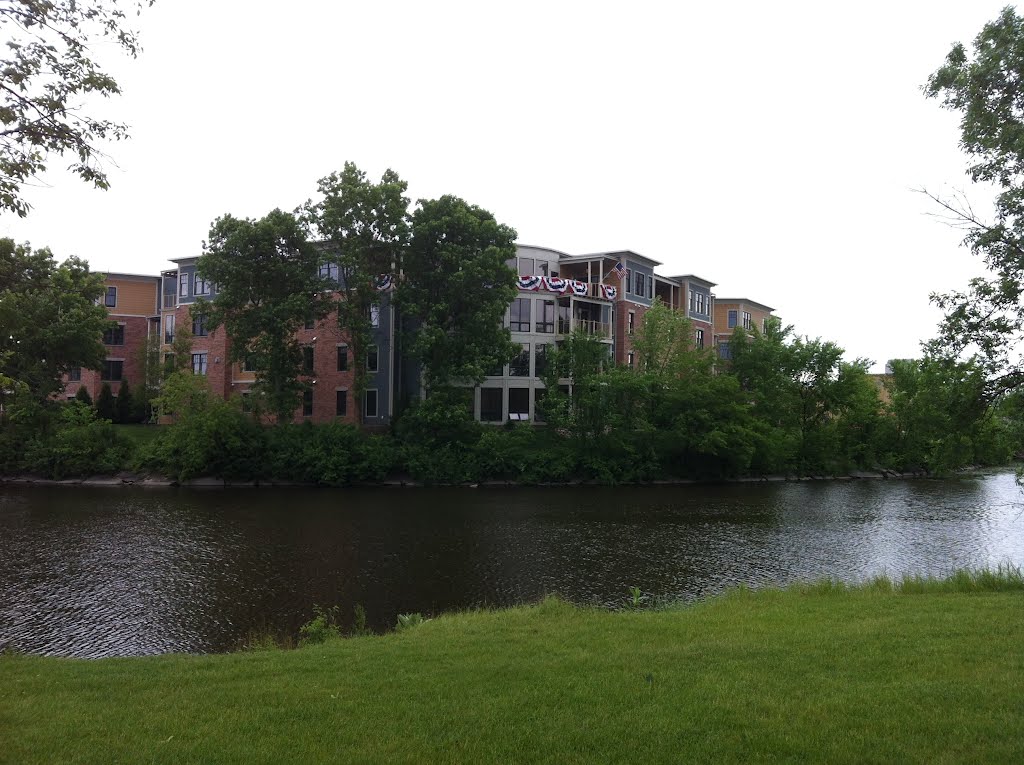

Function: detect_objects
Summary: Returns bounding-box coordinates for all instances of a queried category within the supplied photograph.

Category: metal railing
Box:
[163,294,176,309]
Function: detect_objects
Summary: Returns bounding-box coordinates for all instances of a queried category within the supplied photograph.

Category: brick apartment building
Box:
[66,246,775,425]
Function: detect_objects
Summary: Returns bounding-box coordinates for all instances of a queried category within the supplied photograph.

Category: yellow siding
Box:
[106,278,158,316]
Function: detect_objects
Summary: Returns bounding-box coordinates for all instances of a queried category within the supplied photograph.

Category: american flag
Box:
[612,261,626,281]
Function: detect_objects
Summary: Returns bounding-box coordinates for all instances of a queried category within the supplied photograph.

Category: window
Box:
[336,389,347,416]
[192,314,208,337]
[69,367,81,381]
[742,311,752,330]
[727,310,737,329]
[763,317,770,333]
[628,311,635,335]
[370,304,380,328]
[510,298,531,332]
[195,277,211,296]
[518,257,535,277]
[695,329,705,349]
[634,271,645,297]
[302,390,313,417]
[191,353,208,375]
[691,291,707,315]
[164,314,175,344]
[319,262,339,281]
[103,325,125,345]
[104,286,117,307]
[304,315,315,330]
[337,345,349,372]
[243,355,258,372]
[101,360,123,381]
[508,388,529,420]
[303,346,314,375]
[718,342,732,360]
[534,344,549,379]
[625,269,632,294]
[179,273,189,297]
[366,345,379,372]
[364,389,379,418]
[535,300,554,333]
[648,275,653,298]
[510,344,530,376]
[480,388,503,422]
[627,351,634,369]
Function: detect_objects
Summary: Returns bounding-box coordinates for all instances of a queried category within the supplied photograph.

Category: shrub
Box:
[95,383,116,421]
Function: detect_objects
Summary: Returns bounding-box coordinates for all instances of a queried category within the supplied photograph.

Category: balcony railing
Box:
[558,317,612,338]
[163,294,177,309]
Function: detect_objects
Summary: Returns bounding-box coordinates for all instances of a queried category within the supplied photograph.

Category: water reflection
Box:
[1,472,1021,657]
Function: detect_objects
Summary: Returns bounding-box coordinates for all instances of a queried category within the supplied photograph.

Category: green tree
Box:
[397,195,519,393]
[95,382,115,421]
[74,385,93,406]
[0,0,152,217]
[631,298,709,377]
[196,209,334,424]
[0,239,109,405]
[924,7,1024,394]
[305,163,410,417]
[115,378,133,423]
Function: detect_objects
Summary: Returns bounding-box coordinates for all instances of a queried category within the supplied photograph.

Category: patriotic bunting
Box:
[516,275,618,300]
[375,274,393,291]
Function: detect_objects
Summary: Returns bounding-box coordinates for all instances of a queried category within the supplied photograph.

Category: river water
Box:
[1,472,1022,657]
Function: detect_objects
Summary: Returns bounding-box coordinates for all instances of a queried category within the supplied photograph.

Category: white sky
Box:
[1,0,1014,371]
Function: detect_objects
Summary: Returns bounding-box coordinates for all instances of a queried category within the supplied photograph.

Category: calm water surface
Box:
[1,472,1022,657]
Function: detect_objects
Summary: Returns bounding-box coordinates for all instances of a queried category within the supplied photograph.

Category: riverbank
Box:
[0,467,941,488]
[3,574,1023,764]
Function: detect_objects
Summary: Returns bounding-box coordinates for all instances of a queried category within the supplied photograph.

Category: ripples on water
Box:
[1,472,1022,657]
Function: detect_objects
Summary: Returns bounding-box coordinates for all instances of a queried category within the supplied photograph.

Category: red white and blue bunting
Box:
[375,274,393,291]
[517,275,617,300]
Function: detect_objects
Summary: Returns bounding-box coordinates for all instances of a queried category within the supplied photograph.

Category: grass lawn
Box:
[112,423,161,449]
[2,575,1024,764]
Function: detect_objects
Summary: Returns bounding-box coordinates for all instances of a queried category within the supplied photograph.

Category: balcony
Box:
[558,317,613,339]
[163,294,177,309]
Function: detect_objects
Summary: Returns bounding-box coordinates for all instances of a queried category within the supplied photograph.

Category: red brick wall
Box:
[614,300,648,366]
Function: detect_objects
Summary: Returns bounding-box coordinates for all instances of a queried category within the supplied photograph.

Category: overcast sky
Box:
[2,0,1015,371]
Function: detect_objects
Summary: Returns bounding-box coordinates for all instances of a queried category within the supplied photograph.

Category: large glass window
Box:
[508,388,529,420]
[101,360,123,381]
[480,388,503,422]
[103,325,125,345]
[302,390,313,417]
[336,390,347,416]
[195,277,211,296]
[535,344,549,379]
[718,342,732,360]
[727,310,737,328]
[510,344,530,376]
[366,345,379,372]
[303,346,314,375]
[370,304,380,328]
[319,262,339,281]
[179,273,189,298]
[695,329,704,349]
[634,271,645,297]
[69,367,81,381]
[104,286,117,307]
[193,314,208,337]
[163,314,175,344]
[742,311,752,330]
[191,353,208,375]
[337,345,349,372]
[364,389,379,418]
[510,298,531,332]
[535,300,555,333]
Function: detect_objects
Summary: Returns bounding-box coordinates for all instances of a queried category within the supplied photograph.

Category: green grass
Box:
[112,423,161,449]
[3,572,1024,764]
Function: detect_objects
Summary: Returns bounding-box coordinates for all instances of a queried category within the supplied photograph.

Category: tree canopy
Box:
[397,195,519,392]
[0,0,152,216]
[0,238,109,404]
[924,6,1024,395]
[196,209,333,423]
